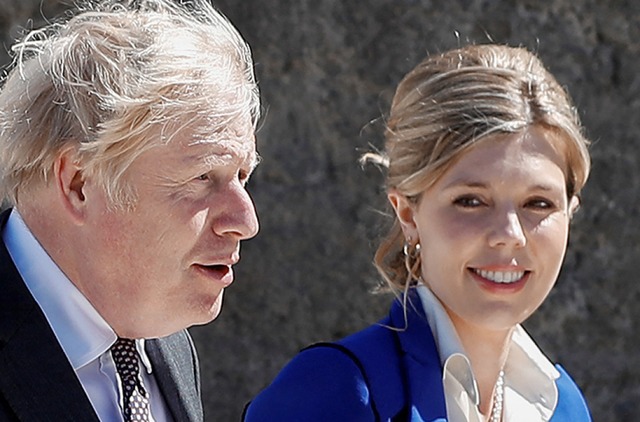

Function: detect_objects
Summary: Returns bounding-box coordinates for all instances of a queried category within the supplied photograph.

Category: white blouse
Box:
[416,284,560,422]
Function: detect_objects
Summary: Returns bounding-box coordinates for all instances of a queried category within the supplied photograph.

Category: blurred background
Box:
[1,0,638,420]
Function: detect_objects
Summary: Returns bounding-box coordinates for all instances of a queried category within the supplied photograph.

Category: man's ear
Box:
[387,189,419,241]
[53,146,87,224]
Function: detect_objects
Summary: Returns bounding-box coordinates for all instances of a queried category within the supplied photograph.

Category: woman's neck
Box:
[449,313,514,417]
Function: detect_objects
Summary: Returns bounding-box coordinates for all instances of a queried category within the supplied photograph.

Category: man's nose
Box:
[212,184,259,240]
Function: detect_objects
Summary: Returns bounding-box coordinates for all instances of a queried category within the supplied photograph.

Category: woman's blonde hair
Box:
[0,0,260,208]
[365,44,591,293]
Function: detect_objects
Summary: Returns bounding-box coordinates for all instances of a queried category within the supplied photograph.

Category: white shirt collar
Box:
[2,209,153,373]
[416,283,560,421]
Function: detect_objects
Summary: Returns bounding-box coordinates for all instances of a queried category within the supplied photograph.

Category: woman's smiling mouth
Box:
[468,267,531,292]
[471,268,526,283]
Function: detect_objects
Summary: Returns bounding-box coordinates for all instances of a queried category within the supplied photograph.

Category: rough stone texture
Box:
[1,0,638,420]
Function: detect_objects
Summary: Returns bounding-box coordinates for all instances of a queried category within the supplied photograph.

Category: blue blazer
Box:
[245,293,591,421]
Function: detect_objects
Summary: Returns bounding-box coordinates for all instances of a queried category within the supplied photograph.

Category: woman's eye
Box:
[525,197,555,210]
[453,195,484,208]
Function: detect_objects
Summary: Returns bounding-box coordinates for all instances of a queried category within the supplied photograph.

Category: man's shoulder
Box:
[0,231,39,345]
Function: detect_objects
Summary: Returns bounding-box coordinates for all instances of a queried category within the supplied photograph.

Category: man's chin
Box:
[200,289,225,324]
[126,292,226,338]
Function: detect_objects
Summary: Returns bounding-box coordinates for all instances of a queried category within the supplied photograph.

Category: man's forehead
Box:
[186,135,258,165]
[150,114,257,163]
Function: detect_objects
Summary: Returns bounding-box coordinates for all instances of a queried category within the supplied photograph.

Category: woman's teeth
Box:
[474,269,525,283]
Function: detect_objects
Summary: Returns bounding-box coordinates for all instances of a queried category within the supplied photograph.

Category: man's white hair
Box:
[0,0,260,207]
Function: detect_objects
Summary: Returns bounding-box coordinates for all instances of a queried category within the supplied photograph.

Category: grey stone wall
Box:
[1,0,638,420]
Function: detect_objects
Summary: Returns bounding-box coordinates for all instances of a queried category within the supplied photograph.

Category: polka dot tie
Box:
[111,338,151,422]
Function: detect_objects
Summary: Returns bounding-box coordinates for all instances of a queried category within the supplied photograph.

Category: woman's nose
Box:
[487,209,526,249]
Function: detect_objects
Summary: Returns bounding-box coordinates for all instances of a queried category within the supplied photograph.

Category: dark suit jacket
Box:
[0,210,203,421]
[245,292,592,421]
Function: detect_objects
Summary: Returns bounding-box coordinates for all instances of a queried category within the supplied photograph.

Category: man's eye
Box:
[196,174,209,181]
[453,195,484,208]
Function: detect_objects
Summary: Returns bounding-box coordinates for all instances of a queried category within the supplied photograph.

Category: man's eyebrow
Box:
[180,149,260,173]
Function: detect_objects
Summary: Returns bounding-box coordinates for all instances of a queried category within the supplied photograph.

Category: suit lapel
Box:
[0,209,100,421]
[147,331,203,422]
[390,292,448,421]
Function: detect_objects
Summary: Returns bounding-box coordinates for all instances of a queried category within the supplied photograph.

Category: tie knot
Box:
[111,338,151,421]
[111,338,140,379]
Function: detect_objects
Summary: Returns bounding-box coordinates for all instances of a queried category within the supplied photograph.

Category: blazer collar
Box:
[390,290,448,421]
[147,333,203,422]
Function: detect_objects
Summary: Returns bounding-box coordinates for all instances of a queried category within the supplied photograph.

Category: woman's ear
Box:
[569,195,581,218]
[53,146,87,224]
[388,189,419,241]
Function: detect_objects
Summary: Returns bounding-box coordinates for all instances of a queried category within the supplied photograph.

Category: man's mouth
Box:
[194,264,233,283]
[200,264,230,274]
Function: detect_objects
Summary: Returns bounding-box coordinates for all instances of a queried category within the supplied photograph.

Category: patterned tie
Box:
[111,338,151,422]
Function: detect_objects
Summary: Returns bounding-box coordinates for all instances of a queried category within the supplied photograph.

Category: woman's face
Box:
[390,127,578,333]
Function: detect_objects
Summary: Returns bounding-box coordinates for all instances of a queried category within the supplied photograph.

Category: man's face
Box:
[77,117,259,338]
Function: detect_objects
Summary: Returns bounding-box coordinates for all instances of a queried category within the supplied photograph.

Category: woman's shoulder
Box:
[244,340,379,421]
[551,364,592,421]
[244,309,416,422]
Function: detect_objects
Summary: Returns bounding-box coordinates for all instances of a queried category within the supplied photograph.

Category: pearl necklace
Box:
[490,370,505,422]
